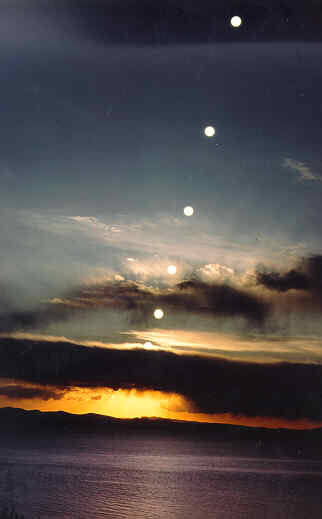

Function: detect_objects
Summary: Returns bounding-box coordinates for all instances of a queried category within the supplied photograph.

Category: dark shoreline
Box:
[1,407,322,458]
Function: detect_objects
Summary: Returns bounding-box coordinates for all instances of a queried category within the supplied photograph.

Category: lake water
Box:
[1,434,322,518]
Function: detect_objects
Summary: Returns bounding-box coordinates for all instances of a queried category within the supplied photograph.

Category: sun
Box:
[204,126,215,137]
[230,16,242,27]
[184,206,194,216]
[167,265,177,275]
[153,308,164,319]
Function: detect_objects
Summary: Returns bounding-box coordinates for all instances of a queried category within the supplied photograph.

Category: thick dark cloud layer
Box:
[0,304,79,333]
[66,279,269,324]
[175,280,268,322]
[257,255,322,298]
[257,269,309,293]
[0,384,64,401]
[0,279,269,333]
[1,336,322,421]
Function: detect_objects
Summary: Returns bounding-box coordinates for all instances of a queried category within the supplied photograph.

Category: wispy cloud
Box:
[0,331,160,353]
[17,210,314,287]
[283,158,322,182]
[130,328,322,363]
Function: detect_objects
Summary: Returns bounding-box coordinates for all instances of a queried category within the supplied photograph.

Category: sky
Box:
[1,2,322,429]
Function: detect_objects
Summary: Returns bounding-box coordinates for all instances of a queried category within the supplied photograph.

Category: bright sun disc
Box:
[204,126,215,137]
[167,265,177,275]
[184,206,194,216]
[230,16,242,27]
[154,308,164,319]
[144,342,153,349]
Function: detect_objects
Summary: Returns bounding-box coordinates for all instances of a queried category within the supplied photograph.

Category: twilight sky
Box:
[1,2,322,428]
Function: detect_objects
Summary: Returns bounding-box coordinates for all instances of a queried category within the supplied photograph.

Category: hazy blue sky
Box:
[1,11,322,298]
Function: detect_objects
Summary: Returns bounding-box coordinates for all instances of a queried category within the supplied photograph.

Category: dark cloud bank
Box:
[0,278,269,334]
[3,253,322,337]
[1,336,322,422]
[0,384,64,401]
[256,255,322,304]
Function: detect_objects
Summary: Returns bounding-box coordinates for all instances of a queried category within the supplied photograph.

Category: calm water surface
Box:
[0,434,322,519]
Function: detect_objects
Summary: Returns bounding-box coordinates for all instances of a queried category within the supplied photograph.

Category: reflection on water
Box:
[1,435,322,519]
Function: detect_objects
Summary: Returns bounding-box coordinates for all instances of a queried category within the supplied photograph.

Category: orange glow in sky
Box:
[1,382,321,430]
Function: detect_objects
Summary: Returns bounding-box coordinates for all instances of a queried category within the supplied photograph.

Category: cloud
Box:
[256,255,322,298]
[21,210,310,285]
[5,254,322,341]
[0,384,64,401]
[0,277,269,334]
[283,158,322,182]
[121,255,190,285]
[0,4,96,57]
[129,328,322,364]
[257,269,310,293]
[174,280,268,323]
[0,301,80,333]
[3,329,322,365]
[196,263,236,283]
[1,335,322,422]
[60,278,269,325]
[45,212,265,271]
